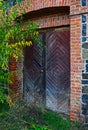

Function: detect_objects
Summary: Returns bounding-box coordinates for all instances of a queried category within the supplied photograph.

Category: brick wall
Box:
[31,14,70,29]
[9,0,88,122]
[9,58,23,102]
[70,0,88,15]
[70,0,88,122]
[70,15,84,121]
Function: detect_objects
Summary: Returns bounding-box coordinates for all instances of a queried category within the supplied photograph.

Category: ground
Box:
[0,100,86,130]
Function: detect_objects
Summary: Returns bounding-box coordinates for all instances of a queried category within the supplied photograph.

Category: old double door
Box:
[24,27,70,114]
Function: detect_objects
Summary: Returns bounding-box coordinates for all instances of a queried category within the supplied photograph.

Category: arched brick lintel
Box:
[22,0,70,13]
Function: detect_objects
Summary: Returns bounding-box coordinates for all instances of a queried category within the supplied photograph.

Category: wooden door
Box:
[23,33,46,105]
[23,28,70,114]
[46,28,70,114]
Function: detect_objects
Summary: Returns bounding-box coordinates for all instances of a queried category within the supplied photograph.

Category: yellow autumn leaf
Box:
[12,53,18,61]
[0,1,2,6]
[6,96,14,107]
[2,64,4,69]
[34,31,39,36]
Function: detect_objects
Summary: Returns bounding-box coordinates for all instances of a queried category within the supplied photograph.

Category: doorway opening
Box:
[23,27,70,114]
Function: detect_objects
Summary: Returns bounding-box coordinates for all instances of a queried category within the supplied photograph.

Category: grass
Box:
[0,100,84,130]
[31,108,83,130]
[0,102,9,116]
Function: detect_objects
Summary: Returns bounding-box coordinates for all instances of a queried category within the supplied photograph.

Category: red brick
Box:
[9,0,88,122]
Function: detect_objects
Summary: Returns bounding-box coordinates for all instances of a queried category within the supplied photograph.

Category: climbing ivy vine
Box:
[0,0,39,103]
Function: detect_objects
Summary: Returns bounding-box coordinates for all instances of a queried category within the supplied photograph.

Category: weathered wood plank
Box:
[46,29,70,114]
